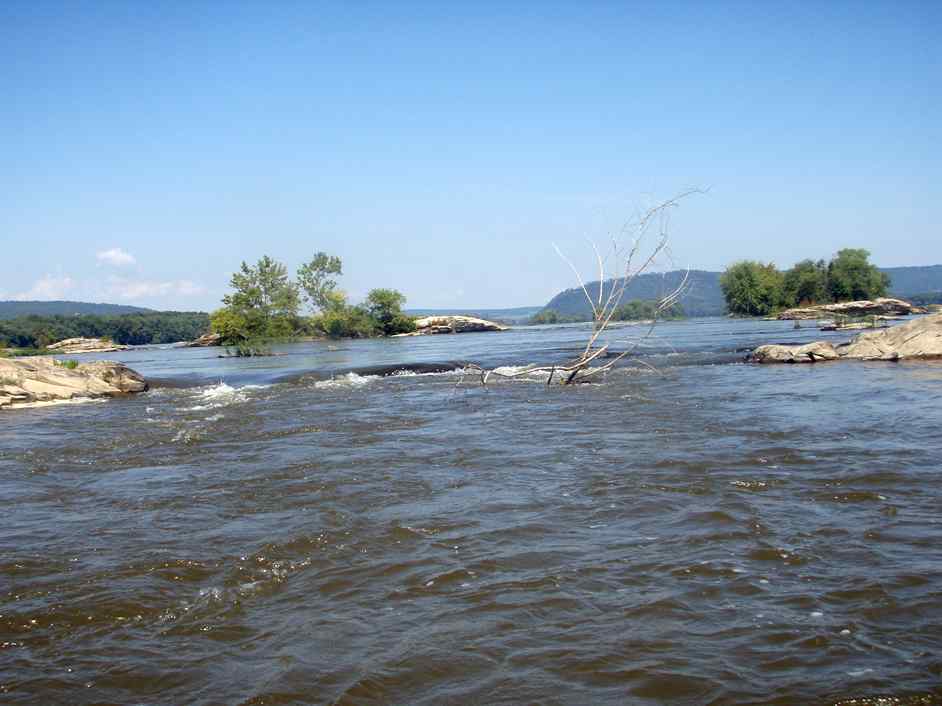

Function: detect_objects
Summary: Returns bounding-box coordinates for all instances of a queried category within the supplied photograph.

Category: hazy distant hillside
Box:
[541,265,942,318]
[0,300,154,320]
[883,265,942,297]
[544,270,725,318]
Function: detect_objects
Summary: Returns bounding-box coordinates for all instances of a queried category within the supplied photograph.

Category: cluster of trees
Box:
[720,249,891,316]
[0,312,210,350]
[209,253,415,349]
[529,300,684,325]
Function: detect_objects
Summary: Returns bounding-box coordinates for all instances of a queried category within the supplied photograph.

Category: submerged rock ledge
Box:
[0,358,148,409]
[753,313,942,363]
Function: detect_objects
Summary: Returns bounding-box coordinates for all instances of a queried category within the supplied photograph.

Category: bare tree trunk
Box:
[465,190,700,386]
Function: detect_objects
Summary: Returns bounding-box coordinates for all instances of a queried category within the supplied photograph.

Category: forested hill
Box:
[0,311,211,348]
[543,270,726,317]
[541,265,942,318]
[0,300,154,320]
[883,265,942,299]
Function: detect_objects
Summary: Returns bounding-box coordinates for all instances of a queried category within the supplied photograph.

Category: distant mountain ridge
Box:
[0,300,155,320]
[541,265,942,318]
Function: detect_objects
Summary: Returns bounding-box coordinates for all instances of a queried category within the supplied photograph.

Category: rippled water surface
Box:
[2,319,941,705]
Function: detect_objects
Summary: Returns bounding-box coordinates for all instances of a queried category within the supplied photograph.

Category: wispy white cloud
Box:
[13,275,76,301]
[96,247,137,267]
[102,276,207,300]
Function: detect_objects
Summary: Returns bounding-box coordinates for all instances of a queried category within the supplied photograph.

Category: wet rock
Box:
[0,357,148,409]
[752,341,840,364]
[46,337,130,353]
[394,315,509,336]
[776,298,914,320]
[753,312,942,363]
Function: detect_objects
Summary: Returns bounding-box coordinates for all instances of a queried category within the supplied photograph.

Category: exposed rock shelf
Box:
[182,332,222,347]
[394,315,509,336]
[0,358,148,409]
[753,313,942,363]
[776,298,914,320]
[46,337,130,354]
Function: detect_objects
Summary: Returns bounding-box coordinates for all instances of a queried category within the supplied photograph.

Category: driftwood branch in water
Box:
[466,191,700,387]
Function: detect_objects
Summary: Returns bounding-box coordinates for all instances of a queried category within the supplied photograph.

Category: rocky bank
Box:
[753,313,942,363]
[182,332,222,347]
[394,315,509,336]
[0,358,148,409]
[776,298,914,320]
[46,337,130,354]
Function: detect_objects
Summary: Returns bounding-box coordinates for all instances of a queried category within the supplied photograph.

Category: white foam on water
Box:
[179,382,268,411]
[313,372,377,389]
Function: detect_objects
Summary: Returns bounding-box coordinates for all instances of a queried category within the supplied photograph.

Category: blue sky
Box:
[3,1,939,311]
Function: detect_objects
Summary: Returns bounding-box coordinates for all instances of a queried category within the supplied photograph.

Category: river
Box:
[2,318,940,704]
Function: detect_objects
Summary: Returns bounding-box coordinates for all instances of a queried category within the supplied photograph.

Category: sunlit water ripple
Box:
[2,319,940,704]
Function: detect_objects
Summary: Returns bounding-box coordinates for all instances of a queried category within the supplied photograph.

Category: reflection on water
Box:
[2,319,941,704]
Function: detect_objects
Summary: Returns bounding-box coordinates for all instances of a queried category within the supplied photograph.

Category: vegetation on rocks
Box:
[210,253,415,350]
[721,249,890,316]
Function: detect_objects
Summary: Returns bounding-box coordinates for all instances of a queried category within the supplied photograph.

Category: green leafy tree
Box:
[782,259,829,306]
[214,256,301,344]
[224,256,300,321]
[720,261,785,316]
[365,289,416,336]
[827,248,890,302]
[297,252,343,312]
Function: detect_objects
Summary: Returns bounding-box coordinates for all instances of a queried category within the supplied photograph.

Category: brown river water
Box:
[2,319,941,705]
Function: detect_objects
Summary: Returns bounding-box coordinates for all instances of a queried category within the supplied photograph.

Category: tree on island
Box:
[721,249,890,316]
[297,251,343,312]
[210,253,415,351]
[827,248,889,302]
[720,261,785,316]
[782,259,828,306]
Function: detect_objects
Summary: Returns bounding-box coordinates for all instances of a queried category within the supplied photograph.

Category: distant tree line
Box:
[0,311,210,350]
[210,253,415,352]
[721,248,890,316]
[529,299,684,325]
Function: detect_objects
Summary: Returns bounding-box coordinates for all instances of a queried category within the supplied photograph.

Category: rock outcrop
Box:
[46,337,130,354]
[753,313,942,364]
[0,357,148,409]
[182,332,222,347]
[776,298,913,320]
[394,315,509,336]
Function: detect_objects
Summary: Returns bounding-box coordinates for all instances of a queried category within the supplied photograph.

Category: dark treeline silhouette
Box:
[0,312,210,349]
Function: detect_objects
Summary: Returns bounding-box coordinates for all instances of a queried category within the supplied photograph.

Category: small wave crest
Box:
[178,382,268,411]
[313,372,377,390]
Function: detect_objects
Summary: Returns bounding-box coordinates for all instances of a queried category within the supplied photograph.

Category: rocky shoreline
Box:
[0,358,148,409]
[46,337,130,354]
[393,315,508,336]
[775,297,916,320]
[752,313,942,363]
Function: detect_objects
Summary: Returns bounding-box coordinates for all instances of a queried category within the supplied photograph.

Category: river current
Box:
[2,318,940,705]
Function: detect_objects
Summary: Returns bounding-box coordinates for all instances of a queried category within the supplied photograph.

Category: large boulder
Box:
[0,357,148,409]
[752,341,840,364]
[182,332,222,347]
[395,315,509,336]
[776,298,914,320]
[46,337,130,353]
[753,313,942,363]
